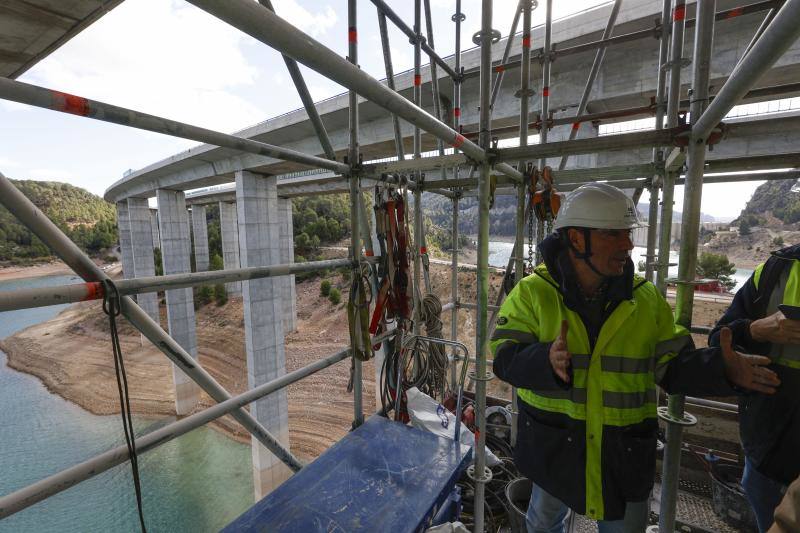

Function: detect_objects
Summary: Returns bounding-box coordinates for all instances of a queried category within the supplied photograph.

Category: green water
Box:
[0,275,253,532]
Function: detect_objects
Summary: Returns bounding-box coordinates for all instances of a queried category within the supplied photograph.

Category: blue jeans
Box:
[741,456,788,533]
[525,481,648,533]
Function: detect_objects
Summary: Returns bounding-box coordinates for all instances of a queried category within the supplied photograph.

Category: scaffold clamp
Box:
[467,464,493,484]
[657,406,697,426]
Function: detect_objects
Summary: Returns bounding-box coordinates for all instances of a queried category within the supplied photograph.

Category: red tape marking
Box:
[494,65,505,73]
[54,91,89,117]
[452,133,465,148]
[365,250,374,257]
[454,107,461,117]
[414,74,422,86]
[348,28,357,43]
[572,122,581,131]
[82,282,104,301]
[420,247,427,254]
[542,86,550,97]
[673,5,686,21]
[726,7,743,18]
[522,36,531,48]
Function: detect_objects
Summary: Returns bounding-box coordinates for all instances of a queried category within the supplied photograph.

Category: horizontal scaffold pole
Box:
[496,127,679,162]
[0,78,349,175]
[184,0,489,166]
[0,258,352,313]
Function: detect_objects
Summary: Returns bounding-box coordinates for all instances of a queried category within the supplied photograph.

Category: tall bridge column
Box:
[236,170,290,499]
[156,189,200,416]
[115,201,134,279]
[149,208,160,253]
[127,197,159,325]
[219,201,242,296]
[191,205,210,272]
[278,197,296,333]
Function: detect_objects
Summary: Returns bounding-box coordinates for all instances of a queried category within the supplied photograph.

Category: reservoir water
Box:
[0,274,253,532]
[487,242,753,292]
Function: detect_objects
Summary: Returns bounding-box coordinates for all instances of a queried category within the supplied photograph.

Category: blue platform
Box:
[223,415,472,533]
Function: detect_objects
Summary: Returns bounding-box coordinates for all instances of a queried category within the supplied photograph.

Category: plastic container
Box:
[709,463,758,532]
[505,477,532,533]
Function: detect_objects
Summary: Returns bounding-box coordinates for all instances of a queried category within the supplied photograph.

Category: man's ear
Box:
[567,228,585,254]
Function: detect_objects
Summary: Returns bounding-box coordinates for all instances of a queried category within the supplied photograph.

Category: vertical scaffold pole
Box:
[474,1,493,530]
[512,0,533,448]
[413,0,424,335]
[645,0,673,283]
[656,0,687,294]
[536,0,553,264]
[347,0,364,428]
[489,1,522,111]
[659,1,716,531]
[450,0,464,391]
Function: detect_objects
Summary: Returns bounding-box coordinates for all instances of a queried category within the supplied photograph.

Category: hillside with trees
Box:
[0,180,117,263]
[737,179,800,226]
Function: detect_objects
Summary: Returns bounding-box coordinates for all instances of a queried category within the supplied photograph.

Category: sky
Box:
[0,0,765,220]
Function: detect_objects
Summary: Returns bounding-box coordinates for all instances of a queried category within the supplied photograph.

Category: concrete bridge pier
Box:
[127,197,160,326]
[156,189,201,416]
[115,201,134,279]
[219,201,242,296]
[278,197,296,333]
[235,170,291,499]
[191,205,210,272]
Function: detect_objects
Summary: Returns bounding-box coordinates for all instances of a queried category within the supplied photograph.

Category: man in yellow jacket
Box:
[490,183,780,532]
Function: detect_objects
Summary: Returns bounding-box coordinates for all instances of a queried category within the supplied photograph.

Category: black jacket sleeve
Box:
[709,274,771,356]
[658,345,735,397]
[493,340,571,391]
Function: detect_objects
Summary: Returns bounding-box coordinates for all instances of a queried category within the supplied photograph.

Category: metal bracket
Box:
[451,12,466,23]
[514,88,536,99]
[466,464,493,484]
[657,406,697,426]
[468,369,494,382]
[472,29,501,46]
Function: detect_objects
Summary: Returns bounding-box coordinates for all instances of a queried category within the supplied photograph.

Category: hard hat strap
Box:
[566,228,607,278]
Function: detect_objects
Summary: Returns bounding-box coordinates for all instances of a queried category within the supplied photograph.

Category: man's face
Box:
[569,228,634,276]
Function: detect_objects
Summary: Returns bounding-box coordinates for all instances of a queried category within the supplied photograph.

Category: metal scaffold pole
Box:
[377,9,405,160]
[659,1,716,530]
[347,0,364,429]
[0,172,305,473]
[512,0,534,449]
[489,1,522,112]
[536,0,553,264]
[655,0,687,295]
[473,1,494,530]
[450,0,464,392]
[645,0,673,283]
[0,78,348,175]
[413,0,424,334]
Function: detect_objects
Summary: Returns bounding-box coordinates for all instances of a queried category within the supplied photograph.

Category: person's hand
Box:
[750,310,800,344]
[720,327,781,394]
[549,320,571,383]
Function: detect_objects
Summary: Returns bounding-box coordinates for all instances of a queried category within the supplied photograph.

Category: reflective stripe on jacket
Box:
[491,264,694,521]
[754,259,800,369]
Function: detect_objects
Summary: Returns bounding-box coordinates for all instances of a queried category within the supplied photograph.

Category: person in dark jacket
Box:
[491,183,780,533]
[709,244,800,532]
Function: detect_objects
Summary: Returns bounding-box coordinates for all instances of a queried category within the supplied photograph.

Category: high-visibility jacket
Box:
[492,260,732,521]
[710,245,800,485]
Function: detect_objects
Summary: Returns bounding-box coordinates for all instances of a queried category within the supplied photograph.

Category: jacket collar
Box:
[772,243,800,261]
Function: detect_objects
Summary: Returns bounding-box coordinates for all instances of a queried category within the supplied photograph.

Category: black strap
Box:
[102,280,147,533]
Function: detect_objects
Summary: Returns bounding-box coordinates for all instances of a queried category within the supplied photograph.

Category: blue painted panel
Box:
[223,415,472,533]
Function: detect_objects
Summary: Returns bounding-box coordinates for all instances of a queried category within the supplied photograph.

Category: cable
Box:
[102,281,147,533]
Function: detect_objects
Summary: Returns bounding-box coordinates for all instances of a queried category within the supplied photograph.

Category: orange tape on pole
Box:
[53,91,89,117]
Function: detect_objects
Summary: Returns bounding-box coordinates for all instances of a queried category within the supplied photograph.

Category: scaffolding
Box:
[1,0,800,530]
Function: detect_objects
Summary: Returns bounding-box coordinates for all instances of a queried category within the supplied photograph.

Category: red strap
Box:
[369,280,390,334]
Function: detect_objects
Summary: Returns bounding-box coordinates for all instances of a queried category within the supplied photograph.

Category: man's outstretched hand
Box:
[720,327,781,394]
[549,320,571,383]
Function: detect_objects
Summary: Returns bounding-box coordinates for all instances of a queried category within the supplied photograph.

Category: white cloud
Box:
[22,0,264,134]
[271,1,337,38]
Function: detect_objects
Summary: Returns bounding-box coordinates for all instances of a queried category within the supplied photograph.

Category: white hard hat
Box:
[553,182,646,231]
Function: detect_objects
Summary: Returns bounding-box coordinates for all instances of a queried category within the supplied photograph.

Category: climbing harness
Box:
[101,280,147,533]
